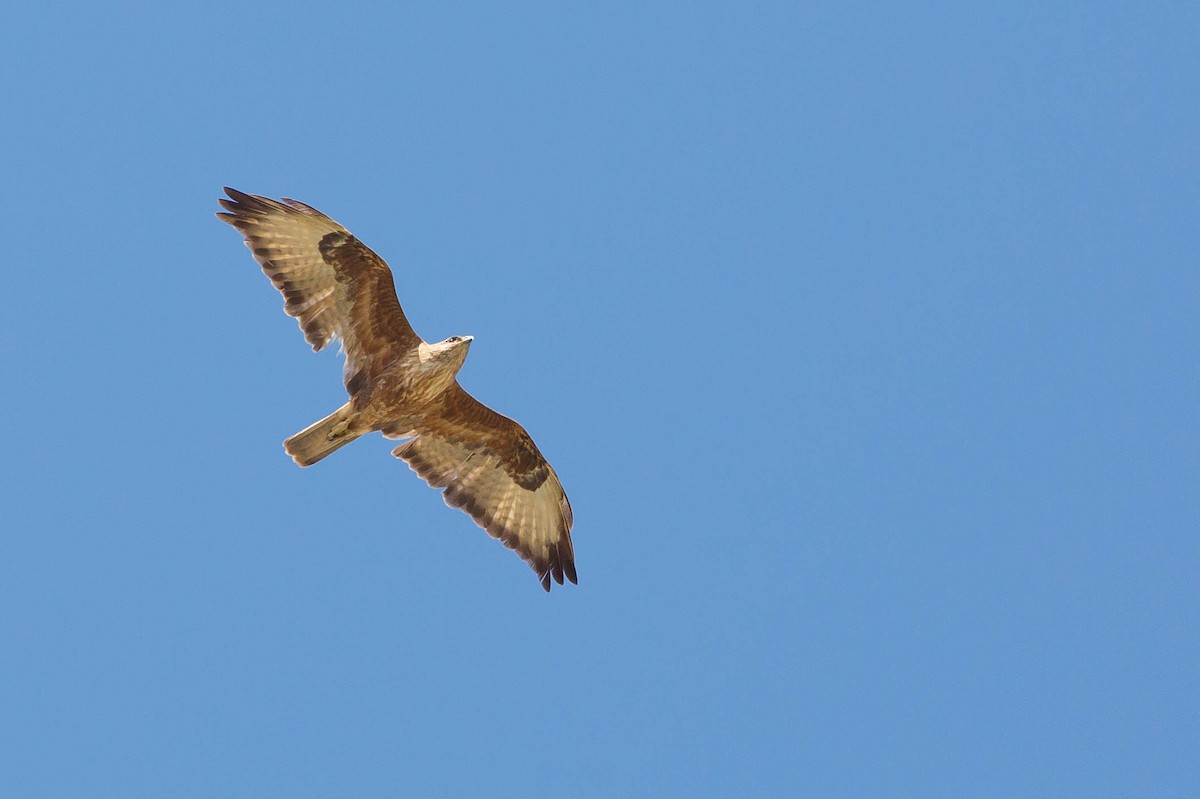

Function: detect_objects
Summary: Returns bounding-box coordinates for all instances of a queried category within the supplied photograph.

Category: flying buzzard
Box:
[217,188,576,591]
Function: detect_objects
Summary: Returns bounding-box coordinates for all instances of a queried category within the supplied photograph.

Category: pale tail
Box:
[283,403,362,466]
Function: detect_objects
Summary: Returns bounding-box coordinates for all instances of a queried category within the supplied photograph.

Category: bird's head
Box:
[421,335,473,374]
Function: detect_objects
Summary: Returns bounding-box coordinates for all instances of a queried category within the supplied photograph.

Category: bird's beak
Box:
[464,336,474,343]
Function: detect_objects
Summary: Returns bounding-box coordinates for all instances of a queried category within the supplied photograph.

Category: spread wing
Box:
[216,187,421,389]
[391,384,576,591]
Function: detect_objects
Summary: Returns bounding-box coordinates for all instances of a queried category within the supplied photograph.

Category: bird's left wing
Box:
[390,384,576,591]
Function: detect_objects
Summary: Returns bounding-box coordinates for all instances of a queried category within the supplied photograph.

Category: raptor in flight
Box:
[217,188,576,590]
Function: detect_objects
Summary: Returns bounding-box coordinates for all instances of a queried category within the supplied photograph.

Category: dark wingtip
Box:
[558,539,577,586]
[218,188,257,223]
[540,571,551,592]
[219,187,284,217]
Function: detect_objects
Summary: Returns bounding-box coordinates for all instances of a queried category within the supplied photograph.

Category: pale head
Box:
[418,335,473,376]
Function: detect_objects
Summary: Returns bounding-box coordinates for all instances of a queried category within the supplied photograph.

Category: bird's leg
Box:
[326,417,352,441]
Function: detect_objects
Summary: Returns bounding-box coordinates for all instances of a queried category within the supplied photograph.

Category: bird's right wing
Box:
[217,188,422,387]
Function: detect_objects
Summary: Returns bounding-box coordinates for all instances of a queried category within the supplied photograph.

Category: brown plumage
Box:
[217,187,575,591]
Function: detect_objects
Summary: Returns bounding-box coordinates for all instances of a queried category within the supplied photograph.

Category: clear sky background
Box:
[1,2,1196,796]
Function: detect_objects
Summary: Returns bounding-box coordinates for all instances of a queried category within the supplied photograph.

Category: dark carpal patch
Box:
[318,232,357,283]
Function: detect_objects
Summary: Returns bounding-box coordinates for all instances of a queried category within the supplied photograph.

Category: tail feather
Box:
[283,403,363,466]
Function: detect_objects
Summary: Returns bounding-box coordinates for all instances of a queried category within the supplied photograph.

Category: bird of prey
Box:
[217,188,576,591]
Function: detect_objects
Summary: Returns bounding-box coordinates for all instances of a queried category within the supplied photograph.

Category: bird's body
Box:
[287,337,472,465]
[217,188,576,590]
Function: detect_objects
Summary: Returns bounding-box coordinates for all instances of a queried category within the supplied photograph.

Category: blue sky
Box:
[1,2,1196,796]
